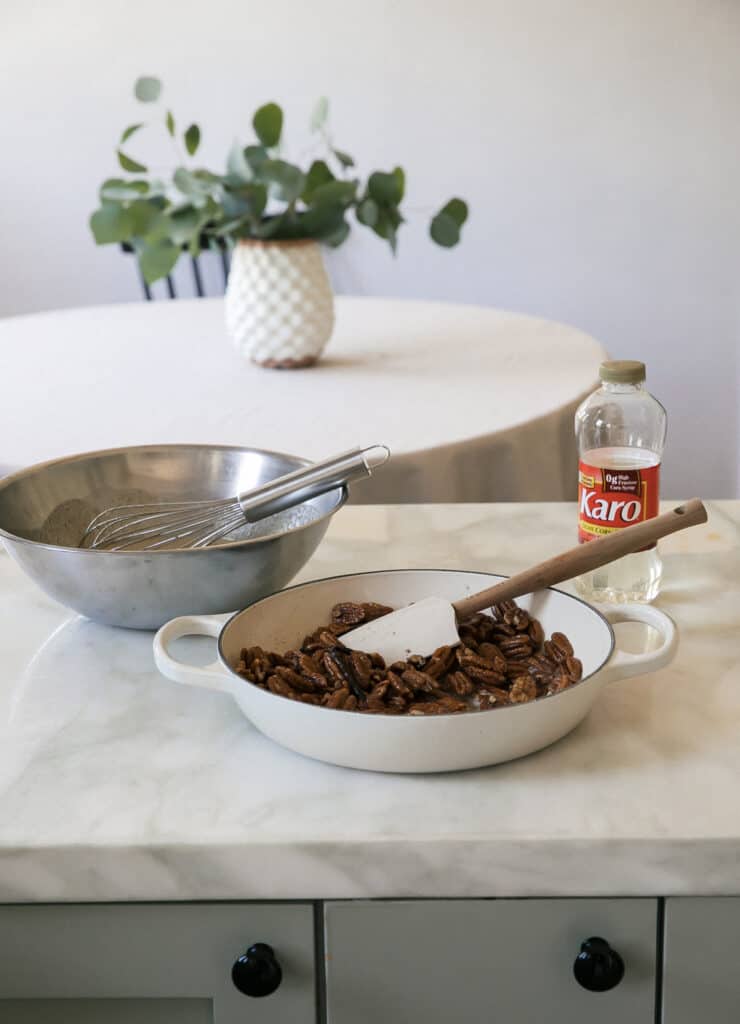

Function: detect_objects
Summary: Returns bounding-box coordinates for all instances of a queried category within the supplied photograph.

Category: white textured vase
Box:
[224,239,335,368]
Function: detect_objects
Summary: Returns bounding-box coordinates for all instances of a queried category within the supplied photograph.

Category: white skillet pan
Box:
[154,569,677,773]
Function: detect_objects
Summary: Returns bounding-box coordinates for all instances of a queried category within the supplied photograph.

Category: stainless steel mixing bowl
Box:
[0,444,345,629]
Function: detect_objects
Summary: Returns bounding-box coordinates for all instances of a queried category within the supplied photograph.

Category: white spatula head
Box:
[342,502,709,667]
[341,596,460,664]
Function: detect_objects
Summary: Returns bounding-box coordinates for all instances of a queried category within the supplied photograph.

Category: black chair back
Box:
[121,242,231,300]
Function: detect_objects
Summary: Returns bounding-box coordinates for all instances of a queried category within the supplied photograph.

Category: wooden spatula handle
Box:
[452,498,707,620]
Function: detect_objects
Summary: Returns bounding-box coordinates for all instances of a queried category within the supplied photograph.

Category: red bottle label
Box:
[578,460,660,544]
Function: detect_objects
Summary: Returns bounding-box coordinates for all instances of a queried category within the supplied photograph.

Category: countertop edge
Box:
[2,837,739,902]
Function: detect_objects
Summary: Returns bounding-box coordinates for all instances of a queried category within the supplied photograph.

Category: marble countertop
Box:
[0,501,738,902]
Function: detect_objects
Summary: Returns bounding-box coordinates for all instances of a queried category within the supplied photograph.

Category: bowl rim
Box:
[0,442,347,555]
[216,567,617,719]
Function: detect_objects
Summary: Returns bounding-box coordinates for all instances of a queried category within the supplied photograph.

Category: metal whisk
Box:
[82,445,390,551]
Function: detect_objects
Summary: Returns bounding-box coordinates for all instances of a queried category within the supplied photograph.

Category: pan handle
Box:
[599,604,678,685]
[153,614,234,693]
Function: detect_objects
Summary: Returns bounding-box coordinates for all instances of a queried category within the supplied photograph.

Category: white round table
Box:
[0,297,607,502]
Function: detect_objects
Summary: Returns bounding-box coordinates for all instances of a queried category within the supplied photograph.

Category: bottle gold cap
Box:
[599,360,646,384]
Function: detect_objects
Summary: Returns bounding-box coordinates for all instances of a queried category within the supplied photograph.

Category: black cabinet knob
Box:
[573,936,625,992]
[231,942,282,997]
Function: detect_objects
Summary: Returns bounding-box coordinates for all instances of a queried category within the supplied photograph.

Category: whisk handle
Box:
[237,445,390,522]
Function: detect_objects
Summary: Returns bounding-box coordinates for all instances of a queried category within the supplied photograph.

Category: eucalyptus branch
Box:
[90,76,469,284]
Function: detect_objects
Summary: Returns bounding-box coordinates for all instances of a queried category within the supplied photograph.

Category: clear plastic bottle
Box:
[574,360,667,603]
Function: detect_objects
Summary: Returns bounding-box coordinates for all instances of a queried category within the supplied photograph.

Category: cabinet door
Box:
[0,903,315,1024]
[324,899,657,1024]
[663,897,740,1023]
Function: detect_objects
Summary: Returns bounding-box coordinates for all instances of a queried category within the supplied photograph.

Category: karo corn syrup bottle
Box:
[574,360,667,602]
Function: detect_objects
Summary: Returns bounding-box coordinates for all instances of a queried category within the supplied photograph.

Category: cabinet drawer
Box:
[664,897,740,1023]
[325,898,657,1024]
[0,903,315,1024]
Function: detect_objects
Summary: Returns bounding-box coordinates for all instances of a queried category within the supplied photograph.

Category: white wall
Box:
[2,0,739,497]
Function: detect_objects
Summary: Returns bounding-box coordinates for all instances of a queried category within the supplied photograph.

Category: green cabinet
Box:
[0,903,315,1024]
[324,898,658,1024]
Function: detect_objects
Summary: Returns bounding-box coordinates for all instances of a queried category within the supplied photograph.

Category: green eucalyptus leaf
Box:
[256,215,287,239]
[302,159,334,201]
[203,194,222,216]
[310,96,329,132]
[248,182,267,218]
[371,210,389,238]
[134,76,161,103]
[368,170,403,205]
[332,148,355,169]
[438,197,468,228]
[166,205,198,241]
[166,205,205,245]
[220,190,249,219]
[120,123,143,145]
[393,166,405,201]
[89,202,134,244]
[174,166,198,200]
[117,150,147,173]
[356,197,379,227]
[223,173,248,191]
[138,239,179,284]
[184,123,201,156]
[214,215,251,237]
[99,178,149,201]
[252,102,283,147]
[244,145,268,174]
[372,207,401,254]
[262,159,306,202]
[221,182,267,221]
[324,219,350,247]
[172,167,219,208]
[141,215,171,244]
[128,199,167,238]
[193,169,221,185]
[300,202,345,237]
[388,205,403,229]
[166,110,175,136]
[226,140,251,183]
[429,211,460,247]
[146,179,168,199]
[310,179,357,207]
